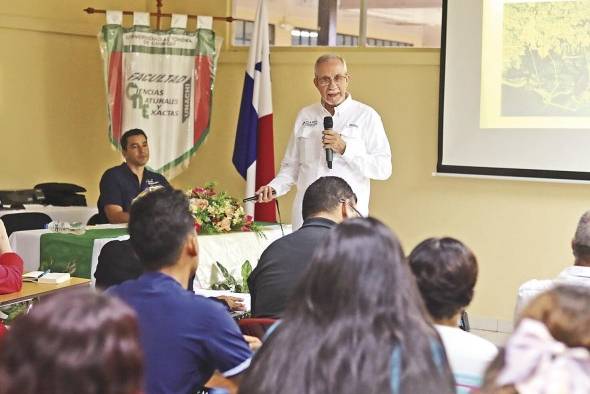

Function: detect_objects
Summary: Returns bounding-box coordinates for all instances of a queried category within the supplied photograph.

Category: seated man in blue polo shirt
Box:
[108,189,253,394]
[97,128,170,224]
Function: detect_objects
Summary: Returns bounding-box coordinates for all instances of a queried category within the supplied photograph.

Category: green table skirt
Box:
[39,228,128,278]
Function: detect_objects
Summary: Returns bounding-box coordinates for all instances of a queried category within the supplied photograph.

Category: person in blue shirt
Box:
[97,128,170,224]
[108,189,253,394]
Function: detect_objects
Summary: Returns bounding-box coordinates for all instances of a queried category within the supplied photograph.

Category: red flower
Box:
[245,215,254,224]
[191,187,205,197]
[194,222,202,233]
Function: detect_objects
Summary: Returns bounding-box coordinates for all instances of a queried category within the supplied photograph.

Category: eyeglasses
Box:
[316,74,348,86]
[339,199,363,218]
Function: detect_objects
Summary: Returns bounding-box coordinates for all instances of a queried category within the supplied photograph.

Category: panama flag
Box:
[232,0,276,222]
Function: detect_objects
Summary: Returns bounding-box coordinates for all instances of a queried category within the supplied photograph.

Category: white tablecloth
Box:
[0,204,97,224]
[10,224,291,289]
[8,224,126,272]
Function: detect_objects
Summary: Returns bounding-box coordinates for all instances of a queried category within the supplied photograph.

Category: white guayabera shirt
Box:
[269,95,392,230]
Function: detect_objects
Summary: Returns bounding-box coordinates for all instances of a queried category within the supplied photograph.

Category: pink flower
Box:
[245,215,254,224]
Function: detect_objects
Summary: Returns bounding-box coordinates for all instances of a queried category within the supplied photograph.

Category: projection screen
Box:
[438,0,590,180]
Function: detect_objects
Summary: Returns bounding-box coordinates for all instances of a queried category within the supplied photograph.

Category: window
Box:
[291,28,412,48]
[232,0,441,48]
[233,20,276,46]
[290,28,318,46]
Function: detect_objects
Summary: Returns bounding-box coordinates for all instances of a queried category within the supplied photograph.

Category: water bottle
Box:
[69,221,86,235]
[46,221,67,233]
[46,221,86,235]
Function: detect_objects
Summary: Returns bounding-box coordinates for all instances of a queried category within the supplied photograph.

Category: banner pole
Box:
[156,0,163,30]
[83,7,246,23]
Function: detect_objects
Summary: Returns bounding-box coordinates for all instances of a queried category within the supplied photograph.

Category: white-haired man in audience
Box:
[515,210,590,316]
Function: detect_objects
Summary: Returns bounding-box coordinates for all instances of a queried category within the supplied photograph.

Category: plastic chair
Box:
[1,212,52,237]
[238,318,277,339]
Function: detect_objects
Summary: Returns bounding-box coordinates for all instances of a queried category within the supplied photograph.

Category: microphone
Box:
[324,116,333,169]
[243,189,276,203]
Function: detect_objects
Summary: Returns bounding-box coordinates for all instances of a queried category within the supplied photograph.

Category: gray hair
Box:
[574,211,590,252]
[314,54,347,75]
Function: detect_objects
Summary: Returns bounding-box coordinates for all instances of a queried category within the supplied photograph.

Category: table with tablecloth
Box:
[9,224,291,289]
[0,204,97,224]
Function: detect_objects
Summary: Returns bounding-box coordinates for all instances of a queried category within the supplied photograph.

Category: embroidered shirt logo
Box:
[302,120,318,127]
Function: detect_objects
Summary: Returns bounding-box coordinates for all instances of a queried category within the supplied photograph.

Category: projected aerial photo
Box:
[502,0,590,117]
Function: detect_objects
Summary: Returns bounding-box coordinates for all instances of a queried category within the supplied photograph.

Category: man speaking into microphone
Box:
[256,54,392,229]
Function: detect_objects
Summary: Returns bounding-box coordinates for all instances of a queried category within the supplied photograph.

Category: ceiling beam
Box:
[340,0,441,9]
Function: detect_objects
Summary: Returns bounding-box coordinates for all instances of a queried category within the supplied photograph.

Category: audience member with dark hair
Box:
[0,219,23,294]
[108,189,254,394]
[94,240,242,311]
[94,239,143,289]
[481,285,590,394]
[0,289,143,394]
[96,128,170,224]
[515,210,590,315]
[240,218,455,394]
[409,237,497,393]
[248,176,358,317]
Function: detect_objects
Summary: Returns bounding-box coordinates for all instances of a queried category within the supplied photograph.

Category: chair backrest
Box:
[1,212,52,236]
[238,318,277,339]
[94,240,142,289]
[86,213,102,226]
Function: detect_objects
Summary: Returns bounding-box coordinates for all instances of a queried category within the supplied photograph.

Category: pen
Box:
[38,269,50,279]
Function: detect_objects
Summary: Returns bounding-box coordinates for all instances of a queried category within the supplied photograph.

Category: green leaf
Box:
[215,261,231,280]
[241,260,252,293]
[0,302,30,324]
[214,261,238,291]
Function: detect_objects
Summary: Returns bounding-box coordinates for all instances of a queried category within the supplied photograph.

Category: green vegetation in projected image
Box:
[502,0,590,117]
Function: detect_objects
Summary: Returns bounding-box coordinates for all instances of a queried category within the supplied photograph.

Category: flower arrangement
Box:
[187,182,262,235]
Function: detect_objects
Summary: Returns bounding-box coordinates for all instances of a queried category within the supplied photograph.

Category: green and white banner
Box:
[99,12,219,178]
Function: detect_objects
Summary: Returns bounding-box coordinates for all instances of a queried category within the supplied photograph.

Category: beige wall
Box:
[1,1,588,322]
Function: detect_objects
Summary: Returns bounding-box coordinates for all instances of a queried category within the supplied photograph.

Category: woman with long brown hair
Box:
[239,218,455,394]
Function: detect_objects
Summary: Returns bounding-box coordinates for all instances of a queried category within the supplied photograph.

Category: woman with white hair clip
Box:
[481,285,590,394]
